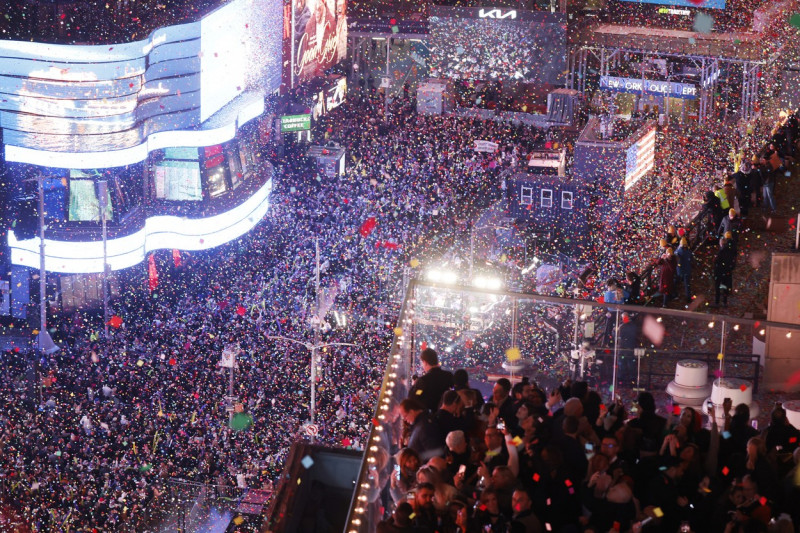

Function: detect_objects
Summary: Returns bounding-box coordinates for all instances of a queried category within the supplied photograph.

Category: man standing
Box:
[675,237,693,304]
[409,348,453,412]
[713,237,736,307]
[400,398,443,461]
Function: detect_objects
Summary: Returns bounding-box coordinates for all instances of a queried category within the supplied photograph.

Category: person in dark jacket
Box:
[675,237,693,304]
[733,162,752,217]
[713,237,736,307]
[400,398,444,461]
[701,190,724,234]
[409,348,454,412]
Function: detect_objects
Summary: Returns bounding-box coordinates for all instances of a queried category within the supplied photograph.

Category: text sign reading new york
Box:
[599,75,697,100]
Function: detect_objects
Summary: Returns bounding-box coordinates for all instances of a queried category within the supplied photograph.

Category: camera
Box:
[496,418,505,431]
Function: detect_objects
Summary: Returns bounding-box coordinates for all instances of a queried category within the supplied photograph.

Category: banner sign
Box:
[474,140,499,153]
[599,75,697,100]
[280,114,312,132]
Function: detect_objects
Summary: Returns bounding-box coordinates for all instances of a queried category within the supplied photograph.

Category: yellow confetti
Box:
[717,353,724,360]
[233,516,244,525]
[297,478,302,485]
[394,327,403,336]
[32,329,39,335]
[653,507,664,518]
[415,389,423,395]
[511,436,523,446]
[506,347,521,361]
[409,258,420,268]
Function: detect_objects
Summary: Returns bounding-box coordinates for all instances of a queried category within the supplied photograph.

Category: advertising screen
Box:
[68,175,113,222]
[0,0,282,168]
[281,114,312,132]
[428,7,566,85]
[200,0,251,122]
[155,161,203,201]
[291,0,347,87]
[617,0,725,9]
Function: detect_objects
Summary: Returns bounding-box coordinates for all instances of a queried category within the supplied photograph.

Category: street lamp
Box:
[266,335,356,440]
[23,175,58,354]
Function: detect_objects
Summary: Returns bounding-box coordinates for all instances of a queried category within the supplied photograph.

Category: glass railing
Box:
[344,279,800,533]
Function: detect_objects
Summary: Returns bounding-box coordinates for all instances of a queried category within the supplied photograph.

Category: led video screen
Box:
[428,7,566,85]
[0,0,282,168]
[290,0,347,87]
[616,0,725,8]
[68,173,113,222]
[200,0,250,122]
[155,161,203,201]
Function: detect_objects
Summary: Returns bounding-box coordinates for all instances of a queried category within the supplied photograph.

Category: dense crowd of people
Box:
[0,93,556,531]
[373,350,800,533]
[429,16,565,85]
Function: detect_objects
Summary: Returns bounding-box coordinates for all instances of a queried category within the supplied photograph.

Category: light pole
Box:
[266,336,356,439]
[23,175,58,354]
[98,180,109,338]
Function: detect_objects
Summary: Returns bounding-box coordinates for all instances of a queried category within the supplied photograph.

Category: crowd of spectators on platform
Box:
[375,350,800,533]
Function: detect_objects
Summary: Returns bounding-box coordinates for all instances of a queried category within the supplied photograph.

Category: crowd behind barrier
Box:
[365,345,800,533]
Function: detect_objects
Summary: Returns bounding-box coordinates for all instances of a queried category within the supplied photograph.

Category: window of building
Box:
[540,188,553,208]
[520,185,534,205]
[561,191,573,209]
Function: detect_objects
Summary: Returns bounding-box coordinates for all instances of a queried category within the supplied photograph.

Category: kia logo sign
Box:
[478,8,518,19]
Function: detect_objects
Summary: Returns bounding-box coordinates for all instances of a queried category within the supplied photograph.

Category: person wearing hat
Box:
[722,179,740,214]
[664,225,680,249]
[713,237,736,307]
[675,237,693,305]
[732,162,752,217]
[655,247,676,307]
[718,209,741,243]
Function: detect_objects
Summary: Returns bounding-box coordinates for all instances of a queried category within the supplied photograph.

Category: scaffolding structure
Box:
[566,36,767,123]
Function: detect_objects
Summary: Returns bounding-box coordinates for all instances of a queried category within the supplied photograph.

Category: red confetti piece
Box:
[236,305,246,316]
[169,358,177,366]
[533,473,540,482]
[759,497,767,505]
[740,384,747,392]
[722,466,730,476]
[107,315,123,329]
[673,405,682,415]
[564,479,572,487]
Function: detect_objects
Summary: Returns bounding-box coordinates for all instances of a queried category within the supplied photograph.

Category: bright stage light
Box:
[426,269,458,284]
[472,276,503,290]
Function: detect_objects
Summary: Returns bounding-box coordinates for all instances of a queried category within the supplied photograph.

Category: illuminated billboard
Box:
[0,0,282,169]
[8,177,273,273]
[281,114,312,132]
[289,0,347,87]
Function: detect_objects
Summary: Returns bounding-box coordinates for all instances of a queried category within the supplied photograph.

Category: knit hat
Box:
[729,208,737,218]
[680,238,688,247]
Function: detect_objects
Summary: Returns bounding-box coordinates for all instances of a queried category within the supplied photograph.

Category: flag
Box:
[624,128,656,190]
[359,217,377,237]
[148,254,158,292]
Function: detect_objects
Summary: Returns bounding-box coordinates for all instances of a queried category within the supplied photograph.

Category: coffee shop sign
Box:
[600,75,697,100]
